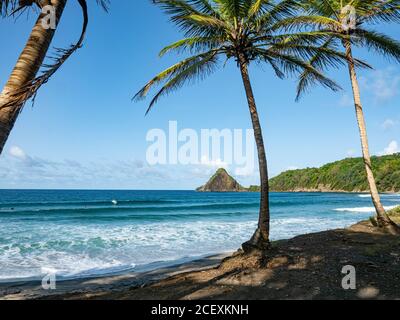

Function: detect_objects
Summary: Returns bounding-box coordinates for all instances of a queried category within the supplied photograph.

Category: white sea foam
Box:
[0,216,357,282]
[334,205,397,213]
[382,194,400,197]
[357,194,400,198]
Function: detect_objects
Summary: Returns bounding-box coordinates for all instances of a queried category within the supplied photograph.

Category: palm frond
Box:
[289,0,400,99]
[298,0,340,18]
[154,0,227,37]
[1,0,35,17]
[263,47,343,96]
[96,0,110,12]
[271,15,340,32]
[0,0,17,16]
[135,50,221,114]
[295,37,343,100]
[214,0,242,19]
[358,0,400,24]
[355,28,400,62]
[159,36,224,56]
[1,0,90,110]
[138,0,350,112]
[254,0,297,29]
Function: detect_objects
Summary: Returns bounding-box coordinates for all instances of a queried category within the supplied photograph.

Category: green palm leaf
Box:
[136,0,345,111]
[355,29,400,62]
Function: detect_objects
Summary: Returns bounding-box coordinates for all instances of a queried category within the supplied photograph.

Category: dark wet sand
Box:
[2,213,399,300]
[0,253,231,300]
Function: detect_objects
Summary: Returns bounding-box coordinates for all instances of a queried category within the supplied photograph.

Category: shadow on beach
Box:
[1,217,399,300]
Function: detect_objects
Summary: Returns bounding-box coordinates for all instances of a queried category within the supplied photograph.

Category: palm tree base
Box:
[377,215,400,235]
[242,228,271,253]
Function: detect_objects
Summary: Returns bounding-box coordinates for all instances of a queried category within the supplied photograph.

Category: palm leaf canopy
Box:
[297,0,400,25]
[279,0,400,98]
[1,0,109,17]
[0,0,17,16]
[0,0,110,109]
[136,0,354,114]
[286,0,400,62]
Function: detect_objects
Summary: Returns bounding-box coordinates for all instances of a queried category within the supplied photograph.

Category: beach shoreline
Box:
[1,207,399,300]
[1,216,399,300]
[0,252,233,300]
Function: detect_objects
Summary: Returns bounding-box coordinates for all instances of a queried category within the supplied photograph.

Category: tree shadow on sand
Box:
[103,221,400,300]
[2,219,399,300]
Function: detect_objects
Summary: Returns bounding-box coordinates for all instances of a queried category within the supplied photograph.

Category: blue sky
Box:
[0,1,399,189]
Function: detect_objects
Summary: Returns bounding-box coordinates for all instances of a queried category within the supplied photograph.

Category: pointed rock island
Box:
[196,168,248,192]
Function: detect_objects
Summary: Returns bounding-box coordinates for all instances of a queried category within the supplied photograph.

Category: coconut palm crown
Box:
[136,0,351,112]
[282,0,400,98]
[135,0,354,249]
[0,0,109,154]
[0,0,109,107]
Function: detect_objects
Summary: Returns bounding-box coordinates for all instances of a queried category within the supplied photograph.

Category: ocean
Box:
[0,190,399,282]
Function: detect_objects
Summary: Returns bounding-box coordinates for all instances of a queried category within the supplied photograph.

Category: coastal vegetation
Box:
[270,154,400,193]
[134,0,350,251]
[199,153,400,193]
[388,206,400,217]
[0,0,109,154]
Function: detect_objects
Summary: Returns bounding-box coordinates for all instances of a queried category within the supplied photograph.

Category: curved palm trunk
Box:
[238,55,271,251]
[0,0,67,155]
[343,40,400,234]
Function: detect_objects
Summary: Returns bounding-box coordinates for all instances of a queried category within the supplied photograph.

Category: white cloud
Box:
[382,119,398,130]
[235,166,255,177]
[339,94,353,107]
[347,149,356,157]
[0,153,181,189]
[200,156,229,169]
[9,146,26,160]
[380,140,399,156]
[1,149,239,189]
[360,68,400,103]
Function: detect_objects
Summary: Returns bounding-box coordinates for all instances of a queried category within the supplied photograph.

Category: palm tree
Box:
[135,0,350,251]
[0,0,109,154]
[291,0,400,234]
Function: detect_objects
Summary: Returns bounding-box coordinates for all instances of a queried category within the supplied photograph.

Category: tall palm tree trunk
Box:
[0,0,67,155]
[343,40,400,235]
[238,55,271,251]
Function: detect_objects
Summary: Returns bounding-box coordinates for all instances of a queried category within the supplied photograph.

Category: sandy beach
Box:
[1,211,400,300]
[0,253,232,300]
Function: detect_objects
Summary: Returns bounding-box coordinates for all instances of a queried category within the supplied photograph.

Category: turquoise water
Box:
[0,190,399,282]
